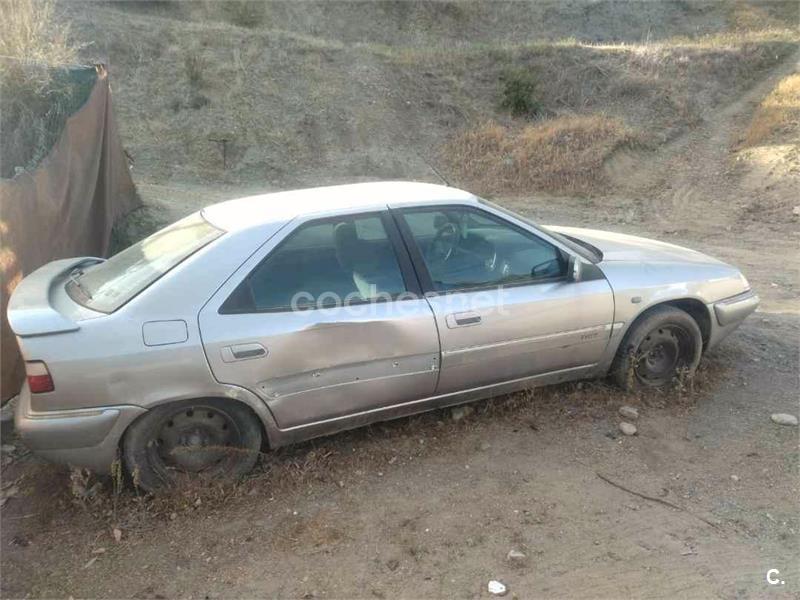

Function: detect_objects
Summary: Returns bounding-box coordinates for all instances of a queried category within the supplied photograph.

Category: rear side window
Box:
[67,213,222,313]
[221,214,407,313]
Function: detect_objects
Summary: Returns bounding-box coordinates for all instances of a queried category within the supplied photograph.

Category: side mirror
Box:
[567,255,583,282]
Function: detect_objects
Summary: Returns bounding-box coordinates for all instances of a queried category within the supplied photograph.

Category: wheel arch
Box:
[608,297,707,389]
[619,297,711,350]
[605,296,711,374]
[119,394,277,455]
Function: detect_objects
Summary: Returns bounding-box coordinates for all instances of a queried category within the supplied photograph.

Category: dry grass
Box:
[0,0,79,67]
[0,0,85,177]
[727,0,800,32]
[443,115,638,195]
[741,73,800,147]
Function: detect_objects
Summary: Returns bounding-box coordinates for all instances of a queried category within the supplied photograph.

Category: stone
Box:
[507,549,527,564]
[488,580,508,596]
[619,422,638,436]
[618,405,639,421]
[771,413,798,426]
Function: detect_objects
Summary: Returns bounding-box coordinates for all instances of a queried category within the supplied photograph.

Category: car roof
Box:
[201,181,478,231]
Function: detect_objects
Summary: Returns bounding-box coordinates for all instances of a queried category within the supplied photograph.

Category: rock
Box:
[771,413,798,426]
[506,549,527,564]
[112,528,123,543]
[1,444,16,453]
[618,405,639,421]
[793,205,800,216]
[451,405,474,422]
[730,475,740,482]
[619,422,637,436]
[488,580,508,596]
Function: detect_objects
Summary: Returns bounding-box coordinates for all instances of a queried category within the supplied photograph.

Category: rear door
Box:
[198,211,440,429]
[392,204,615,394]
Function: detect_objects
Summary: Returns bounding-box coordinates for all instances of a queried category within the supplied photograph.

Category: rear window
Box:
[67,213,223,313]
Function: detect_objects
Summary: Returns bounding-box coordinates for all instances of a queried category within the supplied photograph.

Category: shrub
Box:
[499,68,542,118]
[0,0,86,178]
[0,0,78,66]
[221,1,266,28]
[443,115,637,195]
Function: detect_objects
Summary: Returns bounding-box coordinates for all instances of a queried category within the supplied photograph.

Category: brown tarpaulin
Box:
[0,65,140,401]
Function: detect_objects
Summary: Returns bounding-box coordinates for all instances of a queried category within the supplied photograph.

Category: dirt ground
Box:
[2,3,799,598]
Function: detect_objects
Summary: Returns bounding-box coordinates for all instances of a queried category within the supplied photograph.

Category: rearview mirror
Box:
[567,255,583,282]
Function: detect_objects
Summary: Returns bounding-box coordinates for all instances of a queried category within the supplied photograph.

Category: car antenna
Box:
[422,157,451,187]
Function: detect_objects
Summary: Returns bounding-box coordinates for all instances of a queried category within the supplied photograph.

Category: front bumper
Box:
[714,289,760,326]
[707,289,759,350]
[14,383,145,473]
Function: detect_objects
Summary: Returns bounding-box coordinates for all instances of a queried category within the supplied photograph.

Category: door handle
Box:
[446,311,482,328]
[222,343,267,362]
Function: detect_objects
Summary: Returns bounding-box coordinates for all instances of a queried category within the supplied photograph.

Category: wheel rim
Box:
[634,325,693,387]
[150,405,242,473]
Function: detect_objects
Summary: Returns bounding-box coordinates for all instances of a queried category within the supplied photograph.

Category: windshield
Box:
[67,213,223,313]
[477,198,602,263]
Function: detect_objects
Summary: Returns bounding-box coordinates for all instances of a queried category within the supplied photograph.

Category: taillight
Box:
[26,361,54,393]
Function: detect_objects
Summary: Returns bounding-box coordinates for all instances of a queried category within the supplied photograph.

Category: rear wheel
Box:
[122,399,262,492]
[612,305,703,391]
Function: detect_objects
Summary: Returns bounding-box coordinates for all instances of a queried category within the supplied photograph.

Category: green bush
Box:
[500,68,542,118]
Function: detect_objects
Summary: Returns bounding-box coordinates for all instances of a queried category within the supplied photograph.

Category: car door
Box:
[392,204,615,394]
[198,211,440,429]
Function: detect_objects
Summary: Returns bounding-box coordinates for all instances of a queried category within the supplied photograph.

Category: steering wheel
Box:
[426,222,459,263]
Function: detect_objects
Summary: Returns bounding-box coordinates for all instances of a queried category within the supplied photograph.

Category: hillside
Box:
[59,0,797,216]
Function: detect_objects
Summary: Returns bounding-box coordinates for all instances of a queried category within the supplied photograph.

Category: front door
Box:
[199,212,440,429]
[393,205,615,394]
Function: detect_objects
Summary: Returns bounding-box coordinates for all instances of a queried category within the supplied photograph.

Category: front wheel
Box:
[612,306,703,391]
[122,399,262,492]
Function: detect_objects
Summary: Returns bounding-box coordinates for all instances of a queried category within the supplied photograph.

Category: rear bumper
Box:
[707,290,759,350]
[14,384,145,473]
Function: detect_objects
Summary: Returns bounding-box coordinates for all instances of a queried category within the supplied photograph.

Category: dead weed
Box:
[443,115,638,195]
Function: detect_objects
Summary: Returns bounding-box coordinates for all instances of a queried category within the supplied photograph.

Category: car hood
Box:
[547,226,725,265]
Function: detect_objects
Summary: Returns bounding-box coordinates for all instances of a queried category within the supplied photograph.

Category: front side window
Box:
[400,207,566,292]
[67,213,223,313]
[222,214,407,312]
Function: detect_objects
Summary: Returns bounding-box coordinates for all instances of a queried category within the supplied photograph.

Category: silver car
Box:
[9,182,759,490]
